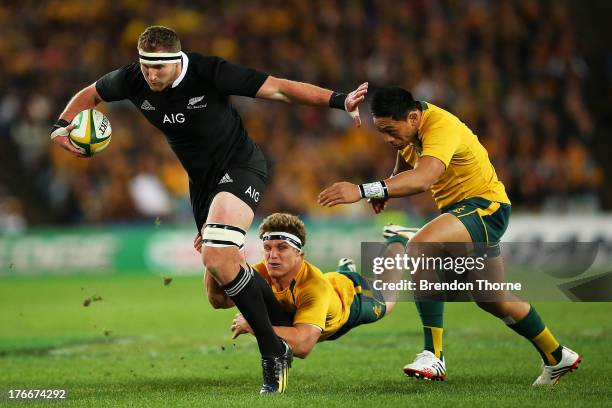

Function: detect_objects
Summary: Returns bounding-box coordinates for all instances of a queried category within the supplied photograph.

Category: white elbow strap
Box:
[202,223,246,249]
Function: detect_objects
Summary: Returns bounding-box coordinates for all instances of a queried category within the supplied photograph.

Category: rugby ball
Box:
[69,109,112,156]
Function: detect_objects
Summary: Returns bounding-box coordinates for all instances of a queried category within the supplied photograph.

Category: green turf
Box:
[1,275,610,407]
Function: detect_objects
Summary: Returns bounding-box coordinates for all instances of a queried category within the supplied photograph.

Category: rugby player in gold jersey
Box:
[319,86,580,385]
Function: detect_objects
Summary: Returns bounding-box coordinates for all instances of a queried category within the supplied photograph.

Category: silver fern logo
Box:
[187,95,207,109]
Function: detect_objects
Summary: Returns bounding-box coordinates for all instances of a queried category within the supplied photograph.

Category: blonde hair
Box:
[258,213,306,247]
[137,26,181,52]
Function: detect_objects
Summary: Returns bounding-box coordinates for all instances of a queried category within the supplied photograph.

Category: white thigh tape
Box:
[202,224,246,248]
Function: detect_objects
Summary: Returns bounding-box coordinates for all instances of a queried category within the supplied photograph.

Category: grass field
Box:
[1,274,611,407]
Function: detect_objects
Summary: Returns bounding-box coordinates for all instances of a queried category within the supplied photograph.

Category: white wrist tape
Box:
[50,126,69,140]
[344,92,359,118]
[359,181,388,199]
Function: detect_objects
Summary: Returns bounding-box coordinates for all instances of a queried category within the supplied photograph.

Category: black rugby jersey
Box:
[95,52,268,187]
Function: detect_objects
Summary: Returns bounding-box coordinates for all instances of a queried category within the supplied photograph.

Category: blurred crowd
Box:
[0,0,605,229]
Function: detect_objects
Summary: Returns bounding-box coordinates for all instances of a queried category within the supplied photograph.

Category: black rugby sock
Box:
[224,265,284,358]
[252,269,294,327]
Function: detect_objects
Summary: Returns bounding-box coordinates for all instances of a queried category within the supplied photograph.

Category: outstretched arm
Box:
[256,77,368,127]
[269,324,321,359]
[318,156,446,207]
[50,84,103,157]
[385,156,445,197]
[231,313,321,358]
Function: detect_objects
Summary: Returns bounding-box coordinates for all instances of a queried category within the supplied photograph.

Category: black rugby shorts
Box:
[190,145,268,233]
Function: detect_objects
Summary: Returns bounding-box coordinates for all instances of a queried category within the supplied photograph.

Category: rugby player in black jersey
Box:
[49,26,367,394]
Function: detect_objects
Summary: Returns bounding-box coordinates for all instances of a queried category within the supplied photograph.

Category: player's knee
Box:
[476,301,505,318]
[407,230,438,254]
[200,223,246,276]
[409,229,431,244]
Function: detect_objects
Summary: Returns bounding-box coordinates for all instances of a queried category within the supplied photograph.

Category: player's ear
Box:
[408,110,419,124]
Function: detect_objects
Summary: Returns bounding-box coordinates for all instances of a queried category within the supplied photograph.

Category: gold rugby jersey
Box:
[401,101,510,208]
[253,260,356,340]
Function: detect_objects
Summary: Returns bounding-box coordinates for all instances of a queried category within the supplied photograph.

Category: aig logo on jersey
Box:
[163,113,185,124]
[245,186,260,203]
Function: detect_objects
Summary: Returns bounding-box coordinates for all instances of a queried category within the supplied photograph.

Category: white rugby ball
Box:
[69,109,112,157]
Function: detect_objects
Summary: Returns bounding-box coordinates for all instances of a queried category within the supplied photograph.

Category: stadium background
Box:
[1,0,611,272]
[1,1,612,406]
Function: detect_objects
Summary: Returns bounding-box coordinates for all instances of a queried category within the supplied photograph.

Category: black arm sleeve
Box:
[200,56,269,97]
[95,64,136,102]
